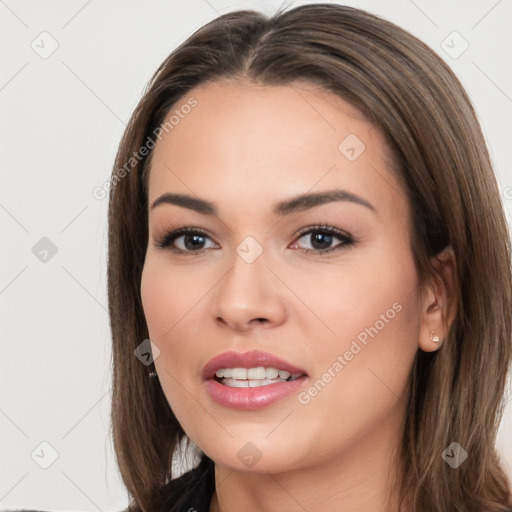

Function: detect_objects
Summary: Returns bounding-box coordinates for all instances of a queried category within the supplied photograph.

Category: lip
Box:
[201,350,307,380]
[202,350,308,410]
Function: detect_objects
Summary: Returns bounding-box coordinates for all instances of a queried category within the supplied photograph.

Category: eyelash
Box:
[154,224,356,256]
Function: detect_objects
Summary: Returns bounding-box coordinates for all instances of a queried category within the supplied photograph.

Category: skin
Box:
[140,79,456,512]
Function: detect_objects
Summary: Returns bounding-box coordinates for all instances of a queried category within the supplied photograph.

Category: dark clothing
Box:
[153,455,216,512]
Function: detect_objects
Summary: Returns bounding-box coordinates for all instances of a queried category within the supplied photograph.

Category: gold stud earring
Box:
[429,330,440,343]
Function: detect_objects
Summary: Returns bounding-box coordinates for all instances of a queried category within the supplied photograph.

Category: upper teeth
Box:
[216,367,294,380]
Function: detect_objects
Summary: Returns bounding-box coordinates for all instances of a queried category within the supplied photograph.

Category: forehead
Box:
[147,80,407,221]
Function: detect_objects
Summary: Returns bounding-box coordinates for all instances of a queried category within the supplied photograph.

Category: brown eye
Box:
[291,225,355,255]
[156,227,217,253]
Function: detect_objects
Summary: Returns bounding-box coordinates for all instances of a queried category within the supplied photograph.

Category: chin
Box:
[199,436,305,475]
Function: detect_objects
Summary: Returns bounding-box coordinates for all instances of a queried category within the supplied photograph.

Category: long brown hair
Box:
[107,4,512,511]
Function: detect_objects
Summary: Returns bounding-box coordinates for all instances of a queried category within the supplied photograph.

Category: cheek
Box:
[299,250,421,402]
[140,256,210,341]
[140,257,210,407]
[285,256,421,457]
[140,261,175,340]
[140,266,161,337]
[331,265,418,350]
[285,249,420,365]
[290,251,421,422]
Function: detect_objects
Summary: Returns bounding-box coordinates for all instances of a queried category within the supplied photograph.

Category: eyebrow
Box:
[150,188,376,216]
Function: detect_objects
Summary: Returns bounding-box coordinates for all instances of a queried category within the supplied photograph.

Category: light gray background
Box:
[1,0,511,510]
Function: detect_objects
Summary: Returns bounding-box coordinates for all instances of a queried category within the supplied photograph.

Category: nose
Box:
[212,249,287,332]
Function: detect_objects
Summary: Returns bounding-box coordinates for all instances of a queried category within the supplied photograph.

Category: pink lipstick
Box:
[202,350,308,410]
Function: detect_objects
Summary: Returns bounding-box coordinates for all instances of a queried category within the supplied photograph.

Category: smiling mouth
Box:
[214,366,306,388]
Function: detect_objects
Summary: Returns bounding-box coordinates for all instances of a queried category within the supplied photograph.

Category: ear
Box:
[418,246,458,352]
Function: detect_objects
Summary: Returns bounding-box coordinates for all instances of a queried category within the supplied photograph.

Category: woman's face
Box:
[141,79,425,474]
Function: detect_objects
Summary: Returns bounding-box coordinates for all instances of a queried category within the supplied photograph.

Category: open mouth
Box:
[203,354,309,409]
[214,366,306,388]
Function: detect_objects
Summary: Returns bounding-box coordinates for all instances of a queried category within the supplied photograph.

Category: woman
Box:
[107,3,512,511]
